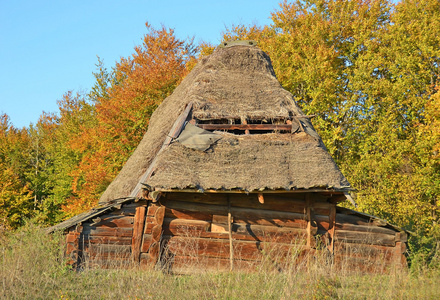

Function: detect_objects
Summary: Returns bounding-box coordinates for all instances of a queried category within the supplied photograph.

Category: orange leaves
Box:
[58,24,197,216]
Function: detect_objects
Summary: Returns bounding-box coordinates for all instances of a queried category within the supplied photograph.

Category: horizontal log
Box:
[335,230,395,247]
[88,215,134,228]
[336,212,388,227]
[162,218,308,244]
[162,235,308,261]
[81,227,133,237]
[165,207,212,221]
[166,200,308,228]
[163,255,260,274]
[197,123,293,131]
[78,235,132,245]
[82,244,132,256]
[164,192,312,214]
[334,241,395,258]
[335,222,397,235]
[65,232,79,243]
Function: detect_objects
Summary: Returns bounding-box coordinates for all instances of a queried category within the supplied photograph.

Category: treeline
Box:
[1,0,439,258]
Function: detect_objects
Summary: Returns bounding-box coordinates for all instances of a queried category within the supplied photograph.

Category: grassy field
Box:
[1,224,439,299]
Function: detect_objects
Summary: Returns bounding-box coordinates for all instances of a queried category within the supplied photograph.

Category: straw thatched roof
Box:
[99,43,351,203]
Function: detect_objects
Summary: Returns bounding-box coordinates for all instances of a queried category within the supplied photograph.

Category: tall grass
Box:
[1,223,439,299]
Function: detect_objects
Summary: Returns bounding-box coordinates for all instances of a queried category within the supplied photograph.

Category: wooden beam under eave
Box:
[156,188,351,196]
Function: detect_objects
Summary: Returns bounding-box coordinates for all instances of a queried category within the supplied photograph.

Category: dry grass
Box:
[1,224,439,300]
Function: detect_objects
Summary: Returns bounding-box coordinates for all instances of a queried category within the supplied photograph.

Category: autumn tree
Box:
[0,114,33,228]
[61,24,197,216]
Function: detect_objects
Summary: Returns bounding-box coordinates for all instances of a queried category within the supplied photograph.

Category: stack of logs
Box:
[64,192,407,273]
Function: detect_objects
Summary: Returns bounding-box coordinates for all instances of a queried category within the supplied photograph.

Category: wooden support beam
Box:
[197,123,293,131]
[328,205,336,253]
[306,194,317,248]
[228,196,234,271]
[241,118,250,135]
[131,206,147,263]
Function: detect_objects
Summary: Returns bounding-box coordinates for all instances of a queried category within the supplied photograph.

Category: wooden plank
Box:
[165,207,212,221]
[197,123,293,131]
[394,241,407,267]
[81,227,133,237]
[166,200,307,228]
[164,192,308,214]
[162,218,308,243]
[162,255,260,274]
[78,235,132,245]
[132,206,147,263]
[334,230,396,247]
[163,236,263,260]
[336,213,380,226]
[335,222,398,235]
[328,205,336,253]
[140,234,152,253]
[163,235,309,261]
[83,244,132,255]
[87,215,134,228]
[227,196,233,271]
[306,195,318,248]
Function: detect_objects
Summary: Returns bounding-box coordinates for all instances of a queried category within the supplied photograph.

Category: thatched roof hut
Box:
[51,41,407,273]
[99,41,350,203]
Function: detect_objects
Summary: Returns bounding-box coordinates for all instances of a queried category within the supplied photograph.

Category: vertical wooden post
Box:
[241,118,250,135]
[306,194,317,248]
[328,205,336,253]
[228,195,234,271]
[132,206,147,264]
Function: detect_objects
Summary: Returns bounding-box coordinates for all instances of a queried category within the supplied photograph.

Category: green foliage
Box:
[222,0,440,248]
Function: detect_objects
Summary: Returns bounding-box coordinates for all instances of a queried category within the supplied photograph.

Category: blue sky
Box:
[0,1,279,128]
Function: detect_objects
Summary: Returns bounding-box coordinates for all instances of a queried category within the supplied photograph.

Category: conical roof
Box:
[99,42,350,203]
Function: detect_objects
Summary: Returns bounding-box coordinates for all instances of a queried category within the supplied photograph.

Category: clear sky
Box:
[0,0,279,128]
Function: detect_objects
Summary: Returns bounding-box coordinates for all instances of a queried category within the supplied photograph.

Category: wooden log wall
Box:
[333,210,408,272]
[63,192,407,273]
[65,201,141,269]
[156,192,335,273]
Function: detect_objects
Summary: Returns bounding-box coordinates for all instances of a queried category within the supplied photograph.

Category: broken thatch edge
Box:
[46,197,136,233]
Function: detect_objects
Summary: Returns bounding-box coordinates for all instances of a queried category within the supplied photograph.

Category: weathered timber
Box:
[165,207,212,221]
[163,235,308,261]
[81,227,133,237]
[89,215,134,228]
[78,235,132,245]
[162,218,308,243]
[328,205,336,252]
[164,192,310,214]
[166,200,308,228]
[335,230,396,247]
[334,241,395,259]
[132,206,147,263]
[141,203,166,265]
[394,242,407,267]
[82,244,132,256]
[306,195,318,248]
[335,222,399,235]
[163,255,260,274]
[228,196,234,271]
[197,123,293,131]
